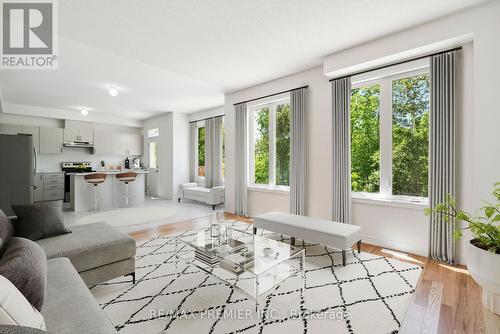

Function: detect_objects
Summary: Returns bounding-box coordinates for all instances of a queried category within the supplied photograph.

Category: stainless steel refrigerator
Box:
[0,134,36,216]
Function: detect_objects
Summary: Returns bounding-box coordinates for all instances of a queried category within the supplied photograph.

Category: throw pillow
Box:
[11,201,70,241]
[0,238,47,311]
[0,210,14,256]
[0,275,46,330]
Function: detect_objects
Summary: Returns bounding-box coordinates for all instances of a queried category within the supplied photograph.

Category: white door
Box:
[147,141,160,197]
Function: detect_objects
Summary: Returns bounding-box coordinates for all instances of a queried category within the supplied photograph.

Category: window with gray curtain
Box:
[234,103,248,216]
[204,117,223,188]
[331,77,352,223]
[290,87,307,215]
[429,51,456,264]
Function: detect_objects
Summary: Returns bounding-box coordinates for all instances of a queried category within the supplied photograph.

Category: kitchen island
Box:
[69,170,148,211]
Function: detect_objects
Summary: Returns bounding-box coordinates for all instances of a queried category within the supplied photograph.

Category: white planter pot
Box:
[467,240,500,315]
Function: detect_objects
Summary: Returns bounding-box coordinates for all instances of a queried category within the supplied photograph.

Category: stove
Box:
[62,162,96,202]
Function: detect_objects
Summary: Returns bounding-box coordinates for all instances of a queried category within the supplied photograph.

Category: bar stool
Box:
[116,172,137,207]
[84,173,107,211]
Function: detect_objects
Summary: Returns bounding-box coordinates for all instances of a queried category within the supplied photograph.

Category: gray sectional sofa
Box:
[1,211,136,334]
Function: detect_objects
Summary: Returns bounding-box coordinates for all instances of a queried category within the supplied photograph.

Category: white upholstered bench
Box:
[253,211,362,266]
[178,183,225,210]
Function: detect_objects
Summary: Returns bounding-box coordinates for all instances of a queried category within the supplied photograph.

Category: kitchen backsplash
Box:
[37,147,141,171]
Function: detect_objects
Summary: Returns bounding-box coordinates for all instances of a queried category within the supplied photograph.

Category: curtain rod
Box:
[329,46,462,82]
[233,85,309,106]
[188,114,225,124]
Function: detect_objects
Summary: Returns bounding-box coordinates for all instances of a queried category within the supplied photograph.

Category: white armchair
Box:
[178,183,225,210]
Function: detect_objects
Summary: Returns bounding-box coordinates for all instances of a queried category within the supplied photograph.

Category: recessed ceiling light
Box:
[81,109,89,116]
[108,87,118,97]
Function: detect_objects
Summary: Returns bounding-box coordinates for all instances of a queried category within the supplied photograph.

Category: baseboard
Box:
[362,234,427,257]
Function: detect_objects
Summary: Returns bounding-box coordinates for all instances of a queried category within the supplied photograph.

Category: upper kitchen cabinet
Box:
[111,133,143,156]
[64,128,94,144]
[40,127,64,154]
[0,124,22,135]
[93,131,113,155]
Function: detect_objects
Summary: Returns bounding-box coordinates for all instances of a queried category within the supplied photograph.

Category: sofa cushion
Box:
[42,257,117,334]
[35,222,136,273]
[0,325,47,334]
[0,238,47,311]
[0,275,46,330]
[0,210,14,256]
[11,201,71,241]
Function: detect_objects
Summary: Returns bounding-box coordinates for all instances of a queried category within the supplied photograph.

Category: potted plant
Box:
[424,182,500,315]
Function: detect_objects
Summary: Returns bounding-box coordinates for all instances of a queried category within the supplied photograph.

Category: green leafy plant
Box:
[424,182,500,254]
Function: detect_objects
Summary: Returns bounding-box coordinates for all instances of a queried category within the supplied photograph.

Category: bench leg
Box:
[290,237,296,246]
[178,198,181,203]
[357,240,361,253]
[253,226,257,235]
[342,250,346,266]
[212,204,216,210]
[125,272,136,285]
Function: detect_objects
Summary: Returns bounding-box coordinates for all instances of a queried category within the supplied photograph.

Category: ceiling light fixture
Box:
[81,109,89,116]
[108,87,118,97]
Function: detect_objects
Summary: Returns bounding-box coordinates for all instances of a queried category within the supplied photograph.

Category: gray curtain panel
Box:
[290,87,307,215]
[204,117,223,188]
[429,51,456,264]
[331,77,352,224]
[189,122,197,182]
[234,103,248,216]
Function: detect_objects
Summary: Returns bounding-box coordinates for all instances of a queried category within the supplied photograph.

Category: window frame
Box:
[351,65,430,205]
[195,121,205,182]
[247,93,290,191]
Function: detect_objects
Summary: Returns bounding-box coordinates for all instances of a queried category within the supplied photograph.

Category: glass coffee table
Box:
[175,224,305,313]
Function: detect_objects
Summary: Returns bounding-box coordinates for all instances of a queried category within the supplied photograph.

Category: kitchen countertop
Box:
[67,169,148,176]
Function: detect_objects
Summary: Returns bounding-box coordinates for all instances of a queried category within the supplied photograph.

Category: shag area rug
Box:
[91,221,422,334]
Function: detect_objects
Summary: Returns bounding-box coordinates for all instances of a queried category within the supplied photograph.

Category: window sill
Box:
[352,193,428,210]
[248,185,290,194]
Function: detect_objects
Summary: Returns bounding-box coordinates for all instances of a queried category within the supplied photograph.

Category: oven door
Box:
[64,172,71,202]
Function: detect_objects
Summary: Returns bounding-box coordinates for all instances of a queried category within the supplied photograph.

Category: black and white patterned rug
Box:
[91,222,422,334]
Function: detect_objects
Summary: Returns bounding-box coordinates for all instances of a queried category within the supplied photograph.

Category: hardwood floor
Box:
[129,212,499,334]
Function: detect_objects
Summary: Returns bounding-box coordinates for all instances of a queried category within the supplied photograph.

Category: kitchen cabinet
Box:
[111,133,143,156]
[33,172,64,202]
[64,128,94,143]
[0,124,22,135]
[40,127,64,154]
[93,131,113,155]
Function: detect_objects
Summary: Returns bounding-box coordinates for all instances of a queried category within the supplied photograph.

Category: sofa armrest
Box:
[207,186,225,205]
[178,182,198,199]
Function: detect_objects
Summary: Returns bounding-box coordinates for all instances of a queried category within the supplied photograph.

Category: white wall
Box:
[143,112,190,199]
[189,106,224,122]
[223,1,495,262]
[172,112,190,198]
[0,113,143,171]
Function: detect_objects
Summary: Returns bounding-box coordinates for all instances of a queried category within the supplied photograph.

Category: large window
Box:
[351,69,429,200]
[197,126,205,177]
[249,96,290,188]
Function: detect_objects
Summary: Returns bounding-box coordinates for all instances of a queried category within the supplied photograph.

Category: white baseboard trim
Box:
[361,234,427,257]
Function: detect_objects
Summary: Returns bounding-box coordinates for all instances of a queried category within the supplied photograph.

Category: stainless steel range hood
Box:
[63,141,94,148]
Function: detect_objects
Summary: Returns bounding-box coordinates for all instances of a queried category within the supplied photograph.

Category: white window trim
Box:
[248,93,291,190]
[351,65,430,204]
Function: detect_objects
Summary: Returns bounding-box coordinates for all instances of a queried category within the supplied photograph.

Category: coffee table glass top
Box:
[176,225,303,276]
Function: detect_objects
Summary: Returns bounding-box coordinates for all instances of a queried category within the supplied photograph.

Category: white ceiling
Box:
[0,0,488,123]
